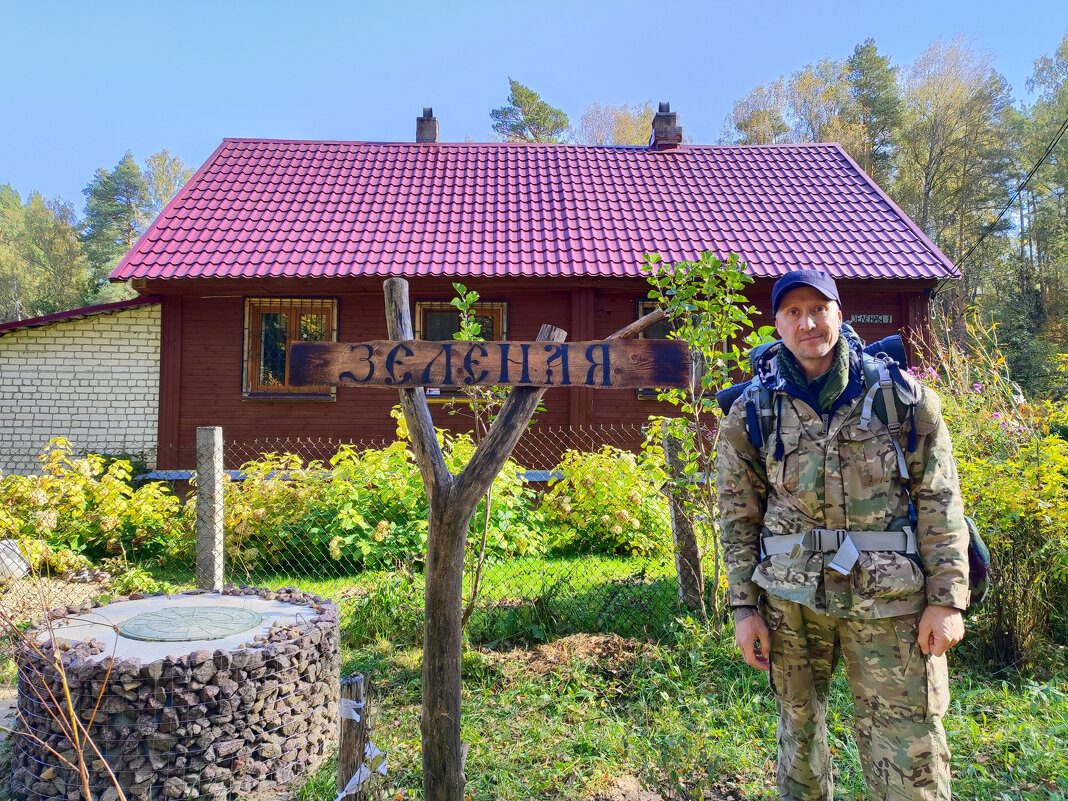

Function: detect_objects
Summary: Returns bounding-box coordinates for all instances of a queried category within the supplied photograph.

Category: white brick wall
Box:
[0,304,160,475]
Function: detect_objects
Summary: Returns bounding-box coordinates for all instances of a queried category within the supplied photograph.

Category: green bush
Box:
[216,445,427,574]
[0,438,190,567]
[448,434,547,561]
[221,428,544,577]
[211,451,326,574]
[107,565,181,596]
[539,445,670,556]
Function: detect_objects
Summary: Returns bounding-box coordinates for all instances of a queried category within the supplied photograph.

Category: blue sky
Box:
[2,0,1066,208]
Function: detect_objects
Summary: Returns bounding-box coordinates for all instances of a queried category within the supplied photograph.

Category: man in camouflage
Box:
[716,269,969,801]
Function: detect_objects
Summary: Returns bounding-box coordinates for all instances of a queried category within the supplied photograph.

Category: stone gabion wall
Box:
[11,586,340,801]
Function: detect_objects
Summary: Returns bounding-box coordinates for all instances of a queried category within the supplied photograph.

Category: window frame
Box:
[242,297,339,399]
[414,299,508,399]
[414,300,508,342]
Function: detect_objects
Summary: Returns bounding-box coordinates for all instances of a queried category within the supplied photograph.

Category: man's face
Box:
[774,286,843,378]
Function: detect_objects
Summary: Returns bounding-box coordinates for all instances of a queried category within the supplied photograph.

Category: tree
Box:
[490,79,570,143]
[642,252,774,625]
[846,38,903,184]
[787,57,856,143]
[1022,32,1068,263]
[981,33,1068,394]
[82,151,150,286]
[0,186,36,322]
[575,100,654,145]
[21,195,93,315]
[896,38,1009,238]
[0,186,96,323]
[721,79,790,145]
[143,149,193,222]
[892,38,1014,340]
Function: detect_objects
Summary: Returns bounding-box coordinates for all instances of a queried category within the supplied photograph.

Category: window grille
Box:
[414,300,508,397]
[414,300,508,341]
[243,298,338,397]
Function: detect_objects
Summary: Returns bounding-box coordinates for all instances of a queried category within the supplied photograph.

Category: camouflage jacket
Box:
[716,339,970,619]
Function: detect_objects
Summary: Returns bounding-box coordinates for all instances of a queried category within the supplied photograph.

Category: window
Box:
[415,300,508,397]
[414,300,508,341]
[636,299,702,398]
[636,299,675,340]
[243,298,338,397]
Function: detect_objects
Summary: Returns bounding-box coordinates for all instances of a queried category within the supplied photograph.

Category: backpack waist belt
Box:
[762,527,917,575]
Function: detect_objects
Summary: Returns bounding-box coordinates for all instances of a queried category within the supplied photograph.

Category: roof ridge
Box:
[218,137,843,152]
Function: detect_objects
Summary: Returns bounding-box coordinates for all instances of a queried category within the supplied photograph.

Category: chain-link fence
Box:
[214,423,701,646]
[0,424,711,798]
[1,423,709,647]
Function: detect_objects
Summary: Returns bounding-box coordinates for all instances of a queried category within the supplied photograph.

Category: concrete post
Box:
[195,426,224,591]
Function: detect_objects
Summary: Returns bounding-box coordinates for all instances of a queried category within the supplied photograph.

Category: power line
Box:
[957,111,1068,269]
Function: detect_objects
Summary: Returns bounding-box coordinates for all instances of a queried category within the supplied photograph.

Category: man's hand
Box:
[734,607,771,671]
[918,605,965,657]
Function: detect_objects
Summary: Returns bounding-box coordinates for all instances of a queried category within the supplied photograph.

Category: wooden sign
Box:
[289,339,691,389]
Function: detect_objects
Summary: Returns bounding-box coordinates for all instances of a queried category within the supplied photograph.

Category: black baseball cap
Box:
[771,269,842,313]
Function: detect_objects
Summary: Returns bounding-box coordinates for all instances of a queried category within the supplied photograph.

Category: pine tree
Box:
[846,38,903,184]
[82,151,150,286]
[490,79,570,143]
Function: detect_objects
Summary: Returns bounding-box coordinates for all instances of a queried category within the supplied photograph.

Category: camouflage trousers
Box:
[762,594,951,801]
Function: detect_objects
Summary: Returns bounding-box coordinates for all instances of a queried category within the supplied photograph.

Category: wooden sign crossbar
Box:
[290,338,691,389]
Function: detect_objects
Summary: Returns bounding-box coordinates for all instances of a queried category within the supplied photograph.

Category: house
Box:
[0,296,161,475]
[109,106,958,469]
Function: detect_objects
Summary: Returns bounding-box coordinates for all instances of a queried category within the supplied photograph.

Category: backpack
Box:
[716,330,990,614]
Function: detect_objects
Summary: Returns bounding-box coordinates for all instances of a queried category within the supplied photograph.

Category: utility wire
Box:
[957,111,1068,269]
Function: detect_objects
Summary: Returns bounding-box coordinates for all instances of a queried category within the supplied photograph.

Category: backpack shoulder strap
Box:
[859,355,901,431]
[742,380,775,452]
[859,352,915,481]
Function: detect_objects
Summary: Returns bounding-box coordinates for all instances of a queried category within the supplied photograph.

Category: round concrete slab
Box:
[118,606,263,641]
[40,592,319,662]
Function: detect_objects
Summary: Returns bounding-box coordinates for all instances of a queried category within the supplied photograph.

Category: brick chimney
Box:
[649,102,682,149]
[416,107,439,143]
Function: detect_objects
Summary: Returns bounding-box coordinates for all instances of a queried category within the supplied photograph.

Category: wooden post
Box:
[195,426,224,591]
[375,285,683,801]
[338,675,368,801]
[662,421,707,622]
[383,278,565,801]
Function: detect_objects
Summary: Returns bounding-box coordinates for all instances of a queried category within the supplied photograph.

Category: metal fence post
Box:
[195,426,224,591]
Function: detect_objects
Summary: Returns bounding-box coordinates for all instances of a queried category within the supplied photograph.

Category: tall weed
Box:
[920,317,1068,668]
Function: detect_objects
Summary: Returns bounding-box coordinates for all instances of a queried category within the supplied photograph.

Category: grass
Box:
[271,557,1068,801]
[289,626,1068,800]
[4,555,1067,800]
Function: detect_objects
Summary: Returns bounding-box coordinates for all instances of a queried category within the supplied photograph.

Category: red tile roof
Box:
[110,139,958,282]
